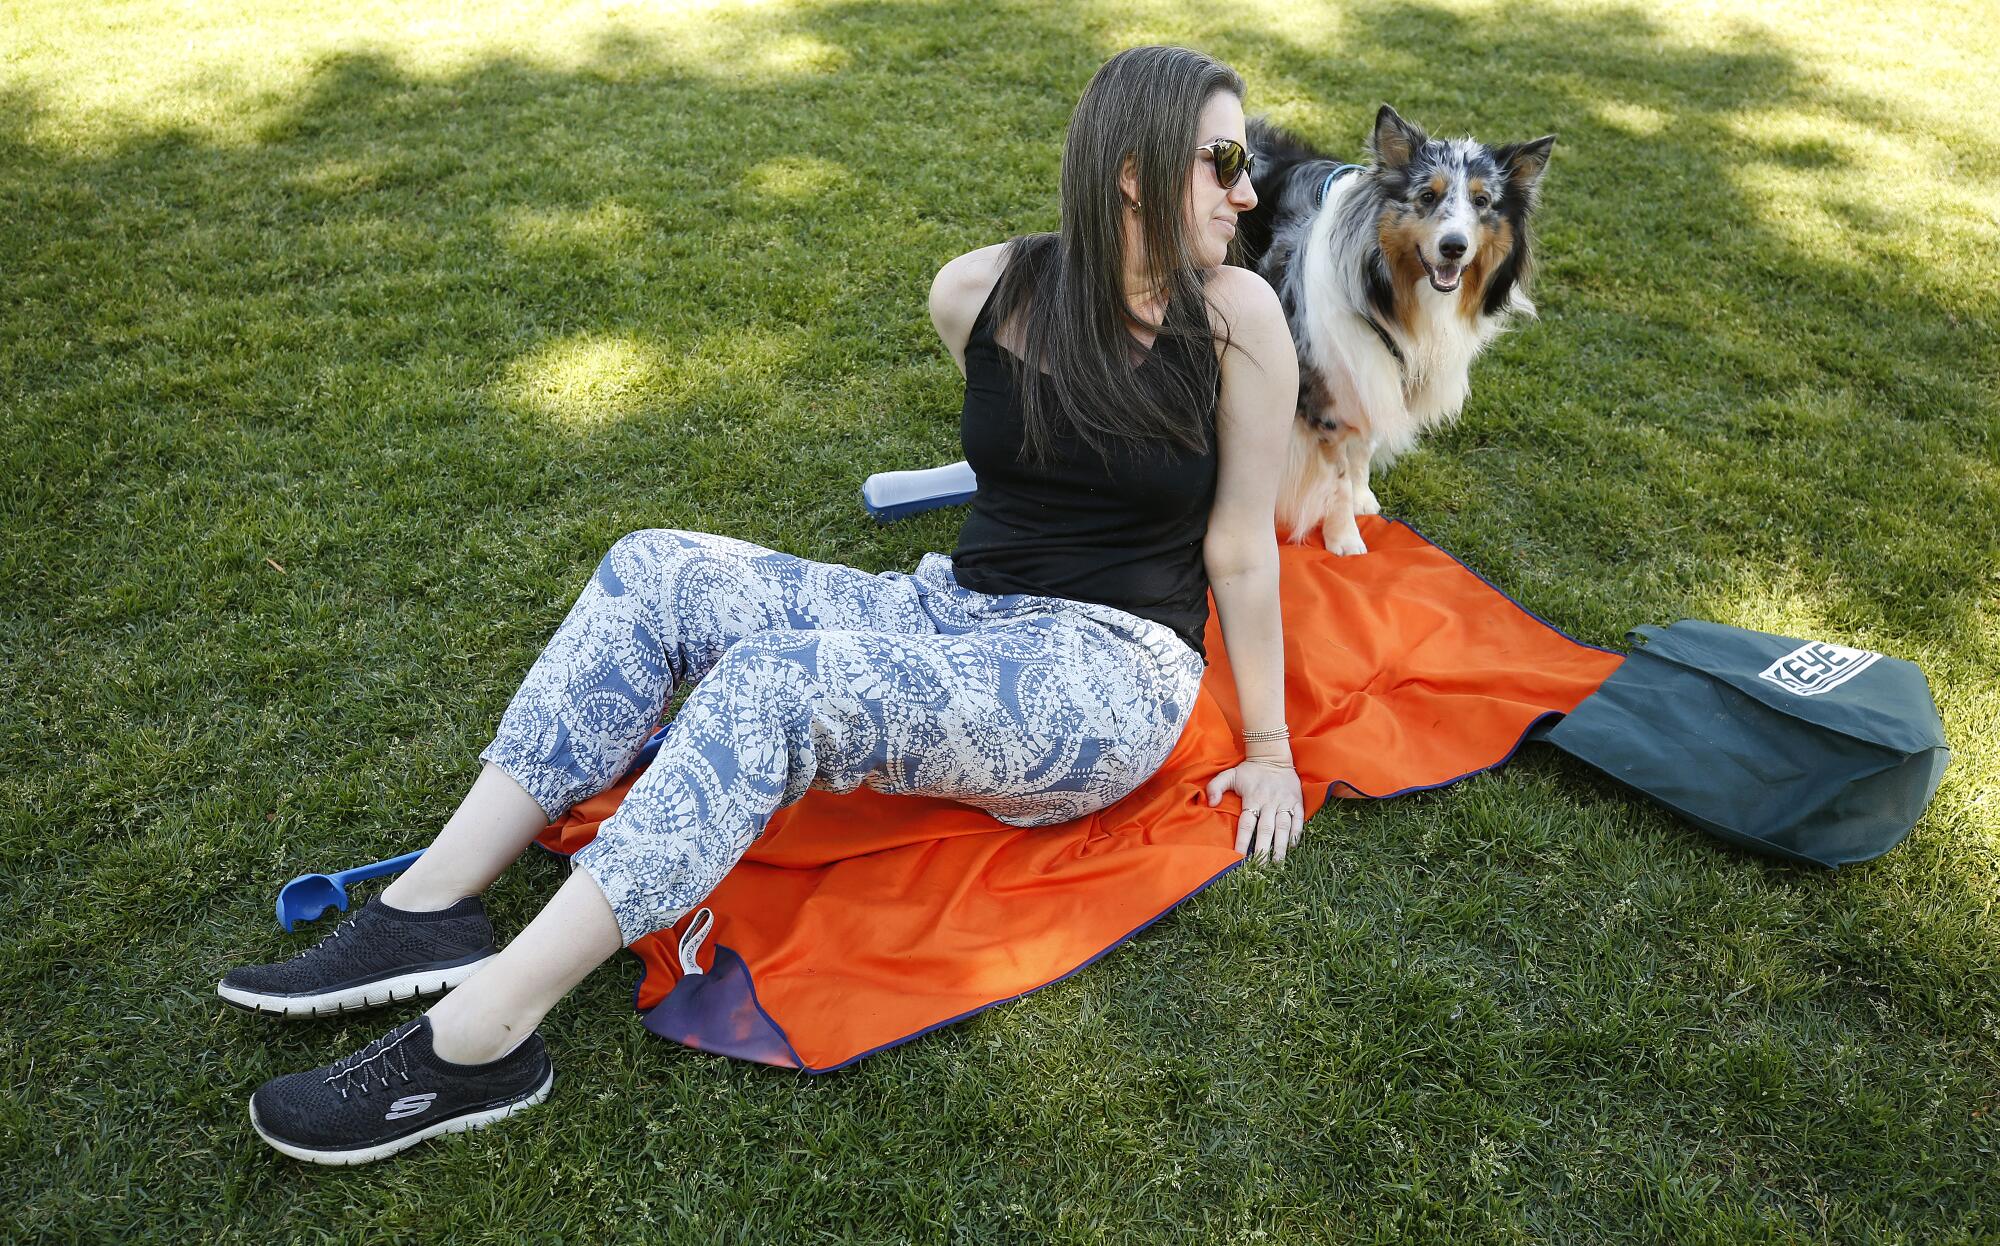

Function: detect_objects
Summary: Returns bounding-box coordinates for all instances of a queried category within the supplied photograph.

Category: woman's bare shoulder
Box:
[930,243,1011,324]
[929,242,1013,376]
[1200,265,1287,339]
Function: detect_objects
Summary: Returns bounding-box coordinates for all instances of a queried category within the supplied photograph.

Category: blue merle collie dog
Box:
[1236,106,1554,554]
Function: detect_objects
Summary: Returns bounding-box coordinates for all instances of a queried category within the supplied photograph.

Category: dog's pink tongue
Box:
[1431,264,1462,291]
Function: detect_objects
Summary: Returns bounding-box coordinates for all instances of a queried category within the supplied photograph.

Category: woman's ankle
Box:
[379,876,474,913]
[427,997,534,1066]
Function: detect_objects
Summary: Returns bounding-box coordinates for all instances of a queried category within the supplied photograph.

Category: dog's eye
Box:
[1418,190,1437,207]
[1473,194,1491,209]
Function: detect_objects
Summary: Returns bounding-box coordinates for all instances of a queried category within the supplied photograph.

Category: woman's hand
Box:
[1205,757,1307,864]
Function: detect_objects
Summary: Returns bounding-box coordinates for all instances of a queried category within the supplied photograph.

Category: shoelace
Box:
[288,915,360,962]
[325,1021,419,1099]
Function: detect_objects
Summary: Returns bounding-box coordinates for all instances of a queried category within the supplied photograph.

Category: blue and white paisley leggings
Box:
[479,529,1207,945]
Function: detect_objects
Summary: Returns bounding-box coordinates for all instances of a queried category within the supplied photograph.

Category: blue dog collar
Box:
[1314,163,1366,209]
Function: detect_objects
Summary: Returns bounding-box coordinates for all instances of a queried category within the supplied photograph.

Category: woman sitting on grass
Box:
[220,43,1303,1165]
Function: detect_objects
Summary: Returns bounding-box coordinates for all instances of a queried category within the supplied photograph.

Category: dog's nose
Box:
[1439,235,1468,262]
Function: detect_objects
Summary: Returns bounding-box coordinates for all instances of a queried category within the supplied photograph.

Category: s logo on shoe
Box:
[384,1092,438,1121]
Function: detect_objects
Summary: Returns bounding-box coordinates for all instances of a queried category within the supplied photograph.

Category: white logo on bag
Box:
[1759,641,1881,697]
[384,1092,438,1121]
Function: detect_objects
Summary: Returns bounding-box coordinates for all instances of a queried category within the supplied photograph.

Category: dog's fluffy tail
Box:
[1275,421,1333,544]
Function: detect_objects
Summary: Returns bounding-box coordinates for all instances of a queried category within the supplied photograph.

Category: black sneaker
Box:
[218,896,497,1018]
[249,1016,553,1165]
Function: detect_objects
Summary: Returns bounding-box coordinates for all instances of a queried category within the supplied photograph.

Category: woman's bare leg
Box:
[379,762,549,912]
[423,867,623,1064]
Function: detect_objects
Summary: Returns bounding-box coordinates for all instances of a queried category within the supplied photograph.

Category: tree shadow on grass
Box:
[1225,0,1995,641]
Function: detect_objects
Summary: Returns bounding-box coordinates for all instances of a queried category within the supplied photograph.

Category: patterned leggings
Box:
[480,530,1207,944]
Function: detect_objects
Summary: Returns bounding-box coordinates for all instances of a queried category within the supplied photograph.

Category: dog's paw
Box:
[1353,487,1381,516]
[1327,527,1369,556]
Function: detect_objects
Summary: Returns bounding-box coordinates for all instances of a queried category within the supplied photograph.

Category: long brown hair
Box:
[988,46,1245,467]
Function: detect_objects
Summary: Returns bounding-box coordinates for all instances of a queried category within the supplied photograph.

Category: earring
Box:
[1127,199,1141,212]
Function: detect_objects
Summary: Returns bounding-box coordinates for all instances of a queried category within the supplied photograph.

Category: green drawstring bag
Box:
[1537,620,1950,868]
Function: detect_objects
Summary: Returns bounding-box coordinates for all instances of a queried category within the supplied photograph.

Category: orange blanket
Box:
[538,518,1622,1071]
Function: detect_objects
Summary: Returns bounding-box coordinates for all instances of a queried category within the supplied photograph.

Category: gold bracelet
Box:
[1241,725,1290,742]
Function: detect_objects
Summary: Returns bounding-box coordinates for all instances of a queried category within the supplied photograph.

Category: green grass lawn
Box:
[4,0,1995,1239]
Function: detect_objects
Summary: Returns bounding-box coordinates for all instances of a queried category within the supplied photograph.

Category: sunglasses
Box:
[1197,139,1254,189]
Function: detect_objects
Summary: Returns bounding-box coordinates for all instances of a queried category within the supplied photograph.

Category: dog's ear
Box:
[1370,105,1426,170]
[1496,135,1556,200]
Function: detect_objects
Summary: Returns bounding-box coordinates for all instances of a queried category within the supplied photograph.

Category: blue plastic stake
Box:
[274,849,425,932]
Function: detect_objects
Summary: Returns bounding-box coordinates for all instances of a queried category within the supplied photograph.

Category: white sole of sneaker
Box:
[250,1065,554,1165]
[217,954,493,1019]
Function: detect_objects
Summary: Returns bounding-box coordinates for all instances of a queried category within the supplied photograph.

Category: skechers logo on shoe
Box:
[1759,641,1880,697]
[384,1092,438,1121]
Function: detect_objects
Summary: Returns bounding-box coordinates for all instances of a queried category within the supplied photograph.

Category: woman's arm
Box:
[1201,266,1305,861]
[928,242,1011,378]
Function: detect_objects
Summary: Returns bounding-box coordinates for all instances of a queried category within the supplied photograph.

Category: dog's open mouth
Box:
[1419,256,1463,293]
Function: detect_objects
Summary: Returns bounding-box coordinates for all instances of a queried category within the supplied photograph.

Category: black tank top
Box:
[949,282,1221,658]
